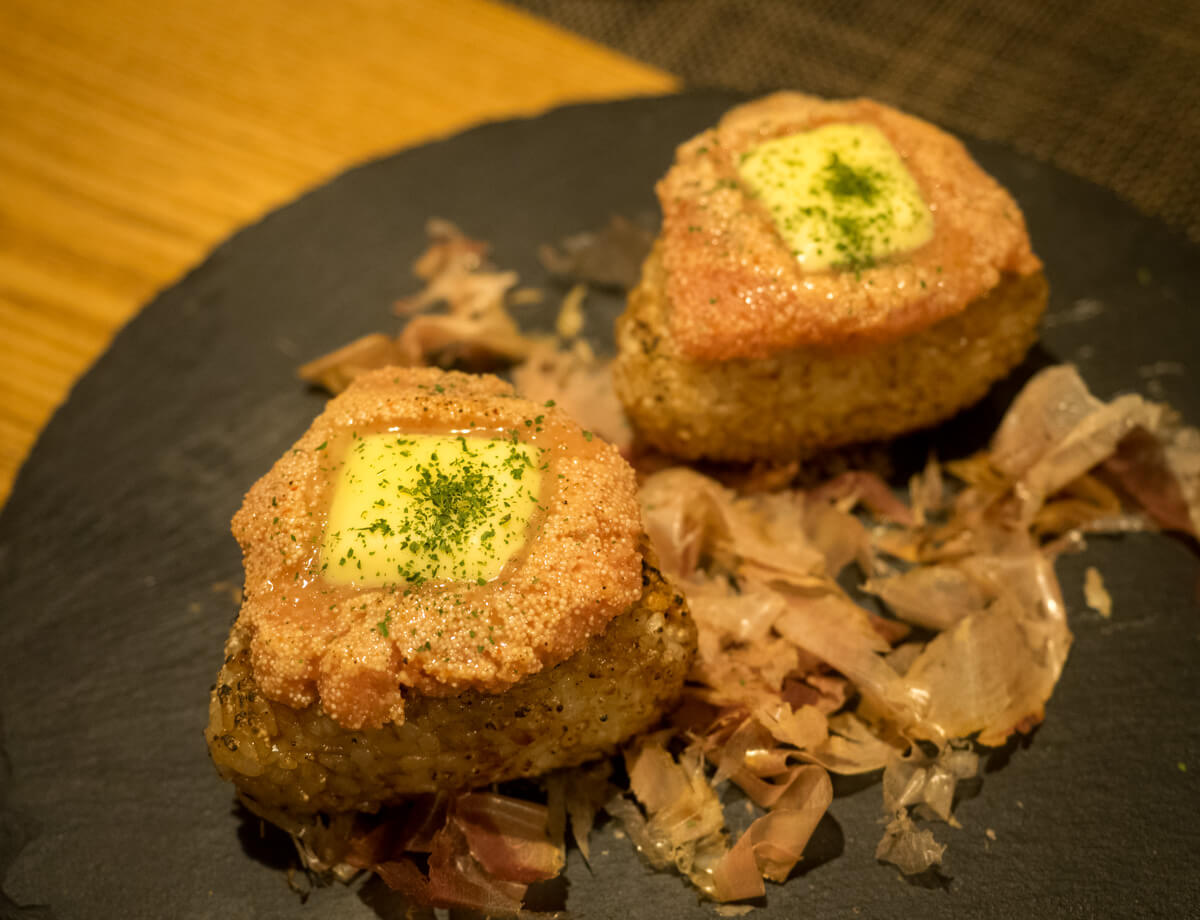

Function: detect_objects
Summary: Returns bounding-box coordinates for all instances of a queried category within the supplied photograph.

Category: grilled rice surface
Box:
[613,243,1048,463]
[206,544,694,815]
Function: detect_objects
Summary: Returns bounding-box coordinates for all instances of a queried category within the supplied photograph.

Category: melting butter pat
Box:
[737,123,933,272]
[323,433,542,586]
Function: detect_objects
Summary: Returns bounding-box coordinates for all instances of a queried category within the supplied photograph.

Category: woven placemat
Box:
[511,0,1200,243]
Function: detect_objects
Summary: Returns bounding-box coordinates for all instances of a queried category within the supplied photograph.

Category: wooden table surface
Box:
[0,0,676,505]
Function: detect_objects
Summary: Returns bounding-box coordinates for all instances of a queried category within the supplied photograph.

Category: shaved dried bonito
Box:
[286,222,1199,907]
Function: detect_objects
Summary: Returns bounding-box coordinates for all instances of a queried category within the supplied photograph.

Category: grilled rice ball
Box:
[205,367,695,815]
[208,542,691,814]
[613,92,1048,463]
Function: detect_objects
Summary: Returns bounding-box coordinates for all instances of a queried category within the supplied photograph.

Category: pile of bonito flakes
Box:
[286,221,1199,912]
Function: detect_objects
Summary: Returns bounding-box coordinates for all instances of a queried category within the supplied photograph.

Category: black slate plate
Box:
[2,91,1198,920]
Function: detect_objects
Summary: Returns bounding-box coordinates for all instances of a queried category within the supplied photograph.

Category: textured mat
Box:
[510,0,1200,242]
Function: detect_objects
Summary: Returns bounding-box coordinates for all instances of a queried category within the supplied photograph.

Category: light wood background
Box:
[0,0,677,504]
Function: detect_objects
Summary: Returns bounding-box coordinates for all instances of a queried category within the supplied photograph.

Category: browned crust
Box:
[613,242,1049,462]
[207,544,696,813]
[658,92,1041,361]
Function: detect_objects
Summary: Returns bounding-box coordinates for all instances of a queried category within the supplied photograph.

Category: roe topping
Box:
[658,92,1042,361]
[232,367,643,730]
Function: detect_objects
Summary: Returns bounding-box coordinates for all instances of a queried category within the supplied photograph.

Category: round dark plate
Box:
[1,91,1198,920]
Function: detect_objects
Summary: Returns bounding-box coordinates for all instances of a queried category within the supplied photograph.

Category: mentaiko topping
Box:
[658,92,1042,361]
[231,367,643,730]
[737,123,934,273]
[323,434,541,586]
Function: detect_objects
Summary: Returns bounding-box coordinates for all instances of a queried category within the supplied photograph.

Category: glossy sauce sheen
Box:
[231,368,643,730]
[658,92,1042,361]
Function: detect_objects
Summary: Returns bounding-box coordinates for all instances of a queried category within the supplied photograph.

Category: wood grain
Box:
[0,0,677,504]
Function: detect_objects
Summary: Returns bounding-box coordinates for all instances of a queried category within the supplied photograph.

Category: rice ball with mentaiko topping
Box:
[206,367,694,814]
[613,92,1048,462]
